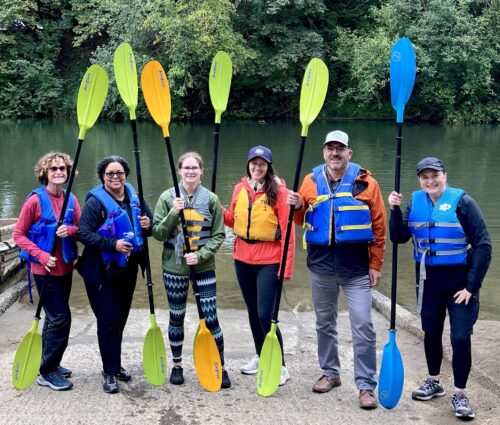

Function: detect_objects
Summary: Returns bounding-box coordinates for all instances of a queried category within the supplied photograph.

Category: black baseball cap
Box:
[416,157,445,175]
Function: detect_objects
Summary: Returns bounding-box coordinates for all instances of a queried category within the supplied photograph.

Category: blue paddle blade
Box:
[390,38,417,123]
[379,330,404,409]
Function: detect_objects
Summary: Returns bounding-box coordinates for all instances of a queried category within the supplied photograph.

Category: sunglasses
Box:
[49,166,67,172]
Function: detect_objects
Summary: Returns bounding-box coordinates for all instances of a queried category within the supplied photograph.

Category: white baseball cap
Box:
[324,130,349,146]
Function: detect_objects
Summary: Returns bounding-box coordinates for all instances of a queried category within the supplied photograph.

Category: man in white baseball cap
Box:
[324,130,349,146]
[287,129,386,410]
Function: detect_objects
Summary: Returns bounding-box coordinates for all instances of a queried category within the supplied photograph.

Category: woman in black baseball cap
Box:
[388,157,492,419]
[222,145,296,386]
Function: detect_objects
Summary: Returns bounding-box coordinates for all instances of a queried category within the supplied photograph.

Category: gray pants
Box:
[310,270,377,390]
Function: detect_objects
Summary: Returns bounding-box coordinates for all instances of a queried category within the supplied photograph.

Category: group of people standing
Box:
[13,129,491,420]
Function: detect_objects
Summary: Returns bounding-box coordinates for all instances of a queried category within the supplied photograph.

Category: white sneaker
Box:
[279,365,290,386]
[240,355,259,375]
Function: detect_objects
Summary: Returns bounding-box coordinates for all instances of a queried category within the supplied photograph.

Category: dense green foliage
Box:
[1,0,498,124]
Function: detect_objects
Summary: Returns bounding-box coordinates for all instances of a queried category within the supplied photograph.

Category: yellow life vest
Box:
[233,187,281,242]
[165,186,212,263]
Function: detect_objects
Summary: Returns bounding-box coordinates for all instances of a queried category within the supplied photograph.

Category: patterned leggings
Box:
[163,269,225,365]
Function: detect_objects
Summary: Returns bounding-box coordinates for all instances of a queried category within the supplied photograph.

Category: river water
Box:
[0,119,498,319]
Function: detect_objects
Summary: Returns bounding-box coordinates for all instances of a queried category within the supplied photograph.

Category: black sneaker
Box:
[102,373,119,394]
[116,367,131,382]
[452,392,475,419]
[412,378,446,401]
[57,365,72,378]
[170,365,184,385]
[37,371,73,391]
[221,369,231,389]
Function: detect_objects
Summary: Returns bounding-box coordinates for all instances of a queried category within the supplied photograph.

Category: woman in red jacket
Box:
[223,145,295,385]
[13,151,80,391]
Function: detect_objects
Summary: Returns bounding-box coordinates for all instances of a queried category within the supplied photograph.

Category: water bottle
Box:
[117,231,134,267]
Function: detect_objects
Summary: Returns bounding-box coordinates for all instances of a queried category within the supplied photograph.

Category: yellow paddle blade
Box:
[12,319,42,390]
[299,58,329,137]
[77,64,109,140]
[209,51,232,124]
[113,42,138,120]
[256,322,282,397]
[141,60,171,138]
[193,319,222,392]
[143,314,167,386]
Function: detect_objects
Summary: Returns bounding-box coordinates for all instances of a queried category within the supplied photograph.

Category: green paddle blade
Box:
[299,58,329,137]
[141,60,172,137]
[193,319,222,392]
[209,51,232,124]
[256,322,282,397]
[12,319,42,390]
[143,314,167,386]
[77,64,109,140]
[114,42,138,120]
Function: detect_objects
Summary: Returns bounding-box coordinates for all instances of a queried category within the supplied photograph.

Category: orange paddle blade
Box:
[193,319,222,392]
[141,60,171,137]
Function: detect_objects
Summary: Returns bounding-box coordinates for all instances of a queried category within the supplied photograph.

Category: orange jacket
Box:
[293,167,386,272]
[223,177,295,279]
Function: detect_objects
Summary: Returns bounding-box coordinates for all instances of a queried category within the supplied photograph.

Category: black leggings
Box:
[421,288,479,389]
[234,260,285,365]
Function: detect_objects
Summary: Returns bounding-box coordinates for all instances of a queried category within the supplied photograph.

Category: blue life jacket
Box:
[86,183,144,267]
[19,186,78,265]
[304,163,374,246]
[408,187,469,266]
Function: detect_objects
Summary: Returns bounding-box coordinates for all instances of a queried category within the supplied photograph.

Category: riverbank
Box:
[1,284,499,424]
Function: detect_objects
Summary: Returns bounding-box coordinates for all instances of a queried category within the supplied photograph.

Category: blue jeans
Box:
[235,260,285,364]
[310,270,377,390]
[34,273,72,375]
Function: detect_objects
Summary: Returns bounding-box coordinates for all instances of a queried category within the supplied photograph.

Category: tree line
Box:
[1,0,498,124]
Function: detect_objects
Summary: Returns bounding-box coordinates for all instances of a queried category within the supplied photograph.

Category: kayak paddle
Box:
[114,42,167,386]
[257,58,329,397]
[208,51,232,192]
[141,60,222,392]
[12,64,108,390]
[378,37,416,409]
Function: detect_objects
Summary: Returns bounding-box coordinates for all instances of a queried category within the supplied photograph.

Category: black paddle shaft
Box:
[164,136,205,319]
[34,139,83,321]
[211,123,220,192]
[390,123,403,330]
[131,120,156,315]
[271,135,307,322]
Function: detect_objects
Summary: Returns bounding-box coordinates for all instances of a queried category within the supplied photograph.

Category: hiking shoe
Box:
[116,367,131,382]
[452,392,475,419]
[240,355,259,375]
[57,365,72,378]
[170,365,184,385]
[37,371,73,391]
[412,378,446,401]
[279,365,290,386]
[221,370,232,389]
[102,373,119,393]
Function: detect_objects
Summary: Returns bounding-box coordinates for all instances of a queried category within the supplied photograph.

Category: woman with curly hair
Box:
[13,151,80,391]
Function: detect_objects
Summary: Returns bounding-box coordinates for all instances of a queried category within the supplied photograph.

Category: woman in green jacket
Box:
[152,152,230,388]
